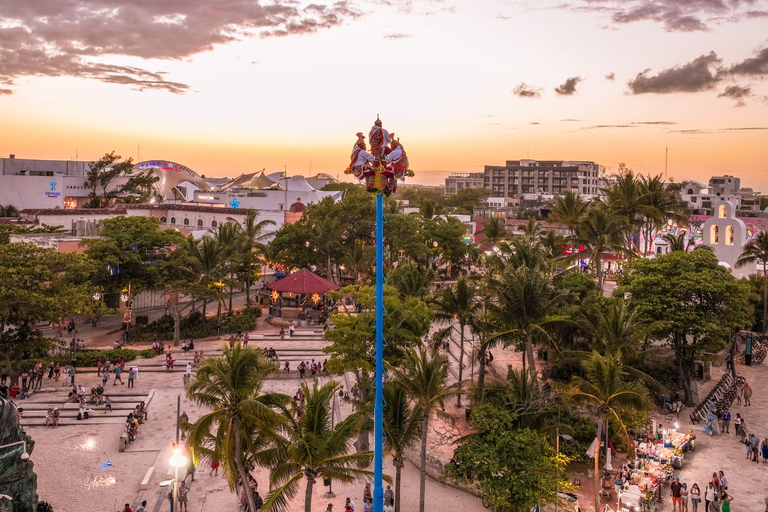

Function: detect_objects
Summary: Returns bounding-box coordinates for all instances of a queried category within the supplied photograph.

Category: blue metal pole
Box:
[374,192,384,512]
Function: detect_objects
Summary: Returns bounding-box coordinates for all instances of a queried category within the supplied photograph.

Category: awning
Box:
[267,268,339,294]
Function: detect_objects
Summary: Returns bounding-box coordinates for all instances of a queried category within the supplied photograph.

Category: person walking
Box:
[681,483,689,512]
[743,382,752,406]
[136,500,148,512]
[68,366,76,387]
[289,324,295,337]
[127,367,135,388]
[735,382,743,406]
[177,481,189,512]
[751,433,761,462]
[721,409,731,434]
[762,438,768,463]
[671,478,683,512]
[690,484,701,512]
[114,365,123,385]
[167,486,174,512]
[243,331,250,347]
[35,369,43,390]
[718,472,728,492]
[705,482,716,512]
[721,492,731,512]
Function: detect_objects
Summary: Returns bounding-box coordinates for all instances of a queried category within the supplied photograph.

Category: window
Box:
[212,220,218,228]
[710,225,719,244]
[726,226,734,245]
[197,219,203,227]
[687,189,694,195]
[183,218,190,226]
[718,205,727,219]
[160,216,167,224]
[170,217,176,225]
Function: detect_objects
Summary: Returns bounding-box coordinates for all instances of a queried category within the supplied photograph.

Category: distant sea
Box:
[404,170,455,187]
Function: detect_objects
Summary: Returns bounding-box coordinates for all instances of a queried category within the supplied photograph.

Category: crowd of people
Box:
[321,483,396,512]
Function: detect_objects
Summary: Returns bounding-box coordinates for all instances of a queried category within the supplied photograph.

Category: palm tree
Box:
[549,191,587,234]
[261,381,375,512]
[433,275,482,406]
[489,266,567,376]
[383,382,422,512]
[212,221,241,312]
[389,348,460,512]
[186,236,228,318]
[737,231,768,332]
[388,262,435,299]
[663,232,689,252]
[231,209,275,306]
[567,352,647,512]
[477,216,508,246]
[573,204,629,290]
[638,174,688,256]
[185,343,286,512]
[580,297,641,363]
[0,204,19,217]
[310,216,344,284]
[604,167,643,253]
[342,239,374,285]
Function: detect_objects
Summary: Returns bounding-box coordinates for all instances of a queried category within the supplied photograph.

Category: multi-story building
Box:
[681,175,762,217]
[445,159,600,199]
[444,172,486,196]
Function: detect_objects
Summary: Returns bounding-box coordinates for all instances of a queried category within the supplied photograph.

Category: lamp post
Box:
[0,441,29,460]
[554,429,572,512]
[169,447,188,512]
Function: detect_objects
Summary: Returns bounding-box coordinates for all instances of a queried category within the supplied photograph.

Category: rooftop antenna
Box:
[665,146,668,181]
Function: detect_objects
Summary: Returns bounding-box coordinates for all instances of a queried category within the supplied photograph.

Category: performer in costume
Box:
[384,134,410,195]
[345,132,375,179]
[368,116,391,159]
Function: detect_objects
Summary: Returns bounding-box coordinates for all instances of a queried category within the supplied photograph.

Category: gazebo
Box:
[267,269,338,319]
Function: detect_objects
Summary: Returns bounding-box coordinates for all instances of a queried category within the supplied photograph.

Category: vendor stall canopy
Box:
[267,269,339,295]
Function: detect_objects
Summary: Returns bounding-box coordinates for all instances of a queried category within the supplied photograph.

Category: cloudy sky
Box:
[1,0,767,188]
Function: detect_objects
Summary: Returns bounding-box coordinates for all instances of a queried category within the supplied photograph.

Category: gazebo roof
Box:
[267,269,339,294]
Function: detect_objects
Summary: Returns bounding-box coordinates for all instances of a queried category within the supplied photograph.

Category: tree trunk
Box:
[457,323,465,407]
[304,471,316,512]
[229,286,234,313]
[232,419,257,512]
[355,381,370,465]
[762,265,767,334]
[394,456,404,512]
[525,338,537,377]
[594,417,603,512]
[327,255,335,285]
[245,267,252,307]
[419,415,428,512]
[202,300,208,319]
[478,345,487,391]
[174,317,181,346]
[595,254,603,293]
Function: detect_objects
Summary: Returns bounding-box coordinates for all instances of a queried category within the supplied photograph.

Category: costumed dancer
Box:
[384,134,413,195]
[365,116,392,192]
[344,132,375,181]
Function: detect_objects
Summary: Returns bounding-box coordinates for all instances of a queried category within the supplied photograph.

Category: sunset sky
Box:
[1,0,767,189]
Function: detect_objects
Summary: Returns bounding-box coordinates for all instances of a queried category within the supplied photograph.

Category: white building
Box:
[681,175,762,217]
[701,200,756,277]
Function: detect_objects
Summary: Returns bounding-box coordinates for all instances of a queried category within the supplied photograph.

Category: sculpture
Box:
[345,117,413,196]
[0,397,38,512]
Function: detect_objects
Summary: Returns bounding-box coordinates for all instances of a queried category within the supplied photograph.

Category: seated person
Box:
[45,407,55,426]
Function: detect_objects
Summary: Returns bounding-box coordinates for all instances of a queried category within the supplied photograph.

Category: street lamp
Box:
[554,429,572,512]
[0,441,29,460]
[170,447,188,512]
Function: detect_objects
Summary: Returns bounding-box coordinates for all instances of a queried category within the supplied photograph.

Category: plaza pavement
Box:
[23,306,487,512]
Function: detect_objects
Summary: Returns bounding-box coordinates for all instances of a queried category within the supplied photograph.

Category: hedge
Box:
[128,307,261,342]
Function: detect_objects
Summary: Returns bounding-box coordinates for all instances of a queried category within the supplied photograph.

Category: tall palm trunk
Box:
[762,261,767,333]
[394,456,404,512]
[419,415,428,512]
[457,323,465,407]
[594,417,603,512]
[478,344,487,391]
[233,419,257,512]
[304,471,316,512]
[525,336,537,377]
[245,269,252,307]
[202,299,208,319]
[595,254,603,293]
[229,286,234,313]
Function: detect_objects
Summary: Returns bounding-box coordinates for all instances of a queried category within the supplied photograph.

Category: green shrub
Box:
[139,349,158,358]
[128,307,262,342]
[74,349,137,367]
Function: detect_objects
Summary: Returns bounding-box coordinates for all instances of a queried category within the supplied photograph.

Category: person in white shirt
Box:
[136,500,148,512]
